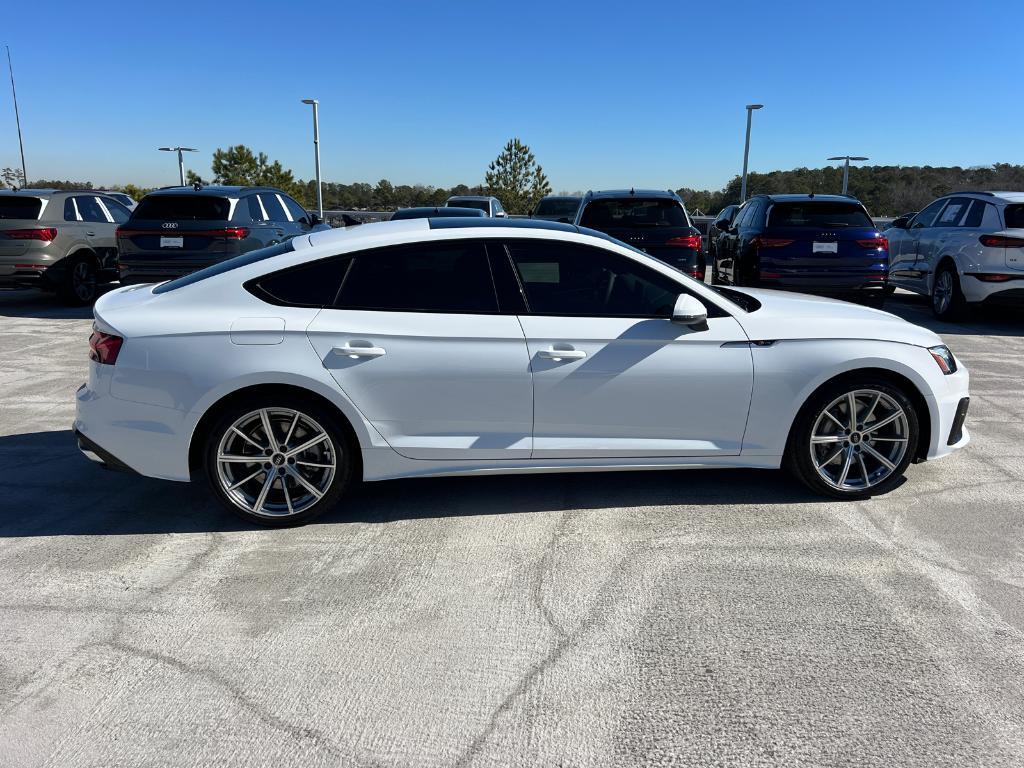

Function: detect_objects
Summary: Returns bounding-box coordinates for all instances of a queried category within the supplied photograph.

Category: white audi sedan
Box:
[75,218,970,525]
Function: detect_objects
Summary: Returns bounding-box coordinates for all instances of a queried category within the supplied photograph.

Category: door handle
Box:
[334,343,386,358]
[275,229,285,236]
[86,231,96,236]
[538,346,586,361]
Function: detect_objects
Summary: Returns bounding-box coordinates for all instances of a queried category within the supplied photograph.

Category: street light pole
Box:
[827,155,868,195]
[6,46,28,186]
[302,99,323,219]
[158,146,198,186]
[740,104,763,203]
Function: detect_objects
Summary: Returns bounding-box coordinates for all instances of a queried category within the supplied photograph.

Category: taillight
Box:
[666,235,702,250]
[980,234,1024,248]
[221,227,249,240]
[752,237,795,248]
[972,273,1016,283]
[88,330,123,365]
[6,227,58,241]
[687,267,705,281]
[856,236,889,250]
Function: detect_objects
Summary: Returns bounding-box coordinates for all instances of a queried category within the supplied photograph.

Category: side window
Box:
[99,197,131,224]
[259,193,288,223]
[76,196,109,223]
[960,200,987,228]
[935,197,969,227]
[247,195,267,222]
[505,240,721,318]
[336,240,498,313]
[249,257,351,307]
[493,199,503,215]
[282,196,309,225]
[64,197,81,221]
[910,199,947,230]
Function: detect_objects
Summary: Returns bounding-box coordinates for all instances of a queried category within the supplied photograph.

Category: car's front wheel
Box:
[787,378,919,499]
[204,396,354,526]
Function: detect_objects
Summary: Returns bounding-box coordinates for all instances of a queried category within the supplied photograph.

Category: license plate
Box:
[160,236,184,248]
[813,241,838,254]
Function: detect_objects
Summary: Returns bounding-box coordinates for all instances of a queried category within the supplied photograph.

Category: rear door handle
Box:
[538,346,586,361]
[86,231,96,236]
[334,343,386,358]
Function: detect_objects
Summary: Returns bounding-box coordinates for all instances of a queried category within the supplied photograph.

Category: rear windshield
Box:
[448,199,490,213]
[579,199,689,229]
[768,202,873,228]
[1004,204,1024,229]
[0,196,43,220]
[133,195,232,221]
[152,240,295,294]
[534,199,580,216]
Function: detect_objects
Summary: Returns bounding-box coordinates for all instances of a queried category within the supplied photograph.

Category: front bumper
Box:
[923,361,971,461]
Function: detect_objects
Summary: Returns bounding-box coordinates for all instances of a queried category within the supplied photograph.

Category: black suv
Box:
[573,189,705,279]
[117,186,324,285]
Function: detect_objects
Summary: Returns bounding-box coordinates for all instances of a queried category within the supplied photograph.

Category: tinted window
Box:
[247,195,267,222]
[507,240,691,318]
[260,193,288,223]
[767,202,873,228]
[961,200,987,228]
[579,199,689,229]
[734,202,755,228]
[282,196,309,224]
[153,240,296,294]
[104,193,133,207]
[336,240,498,313]
[534,198,580,216]
[64,197,80,221]
[0,196,43,219]
[99,197,131,224]
[76,196,109,223]
[910,199,947,230]
[1005,204,1024,229]
[935,198,969,227]
[448,199,490,213]
[133,195,232,221]
[250,257,350,307]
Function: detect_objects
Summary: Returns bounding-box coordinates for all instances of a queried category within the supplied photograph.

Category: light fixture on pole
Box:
[827,155,868,195]
[302,99,323,220]
[158,146,199,186]
[740,104,763,202]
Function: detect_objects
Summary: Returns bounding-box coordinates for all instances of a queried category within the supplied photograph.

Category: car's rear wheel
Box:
[932,263,968,321]
[204,396,354,526]
[787,378,919,499]
[58,257,98,305]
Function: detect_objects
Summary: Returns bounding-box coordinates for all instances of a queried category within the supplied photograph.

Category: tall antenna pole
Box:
[6,46,28,186]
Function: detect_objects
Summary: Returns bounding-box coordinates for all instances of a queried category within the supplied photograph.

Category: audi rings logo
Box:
[161,222,179,229]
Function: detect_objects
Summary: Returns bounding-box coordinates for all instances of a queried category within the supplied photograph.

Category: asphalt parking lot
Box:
[1,288,1022,767]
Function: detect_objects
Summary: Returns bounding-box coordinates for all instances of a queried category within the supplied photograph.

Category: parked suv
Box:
[445,195,506,217]
[886,191,1024,319]
[708,204,739,265]
[117,186,324,285]
[0,189,132,303]
[712,194,888,303]
[574,189,704,279]
[532,195,581,222]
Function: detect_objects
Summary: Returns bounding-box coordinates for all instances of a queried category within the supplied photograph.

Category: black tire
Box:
[203,394,355,526]
[786,377,919,500]
[57,256,98,305]
[931,263,969,321]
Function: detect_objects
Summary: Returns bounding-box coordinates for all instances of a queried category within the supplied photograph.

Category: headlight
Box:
[929,345,957,375]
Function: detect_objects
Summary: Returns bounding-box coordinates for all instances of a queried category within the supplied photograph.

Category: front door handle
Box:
[86,231,96,236]
[538,346,586,361]
[335,343,386,359]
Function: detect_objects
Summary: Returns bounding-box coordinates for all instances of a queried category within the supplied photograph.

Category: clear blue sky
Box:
[2,0,1022,192]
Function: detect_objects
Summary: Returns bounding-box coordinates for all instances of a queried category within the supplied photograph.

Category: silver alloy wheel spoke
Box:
[858,454,870,486]
[219,454,261,463]
[862,442,897,471]
[231,426,264,450]
[861,393,881,425]
[817,445,845,470]
[864,412,901,433]
[286,433,329,457]
[837,448,854,486]
[811,435,842,444]
[846,392,858,430]
[283,477,294,515]
[253,472,275,513]
[287,466,324,499]
[283,412,300,446]
[229,468,264,490]
[259,409,276,449]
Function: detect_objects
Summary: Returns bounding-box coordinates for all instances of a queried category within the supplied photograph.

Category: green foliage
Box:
[484,138,552,215]
[1,167,26,188]
[188,145,310,206]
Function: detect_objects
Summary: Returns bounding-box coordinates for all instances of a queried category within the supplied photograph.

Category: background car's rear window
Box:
[132,195,232,221]
[0,196,43,220]
[1004,204,1024,229]
[579,199,689,229]
[448,200,489,213]
[535,199,580,216]
[768,202,874,228]
[153,240,295,294]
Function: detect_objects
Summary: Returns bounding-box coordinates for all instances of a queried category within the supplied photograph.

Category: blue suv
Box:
[712,194,888,304]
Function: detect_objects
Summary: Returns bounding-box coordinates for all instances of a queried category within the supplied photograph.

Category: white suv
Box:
[886,191,1024,319]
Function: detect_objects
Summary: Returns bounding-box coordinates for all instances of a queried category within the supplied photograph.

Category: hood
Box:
[725,287,943,348]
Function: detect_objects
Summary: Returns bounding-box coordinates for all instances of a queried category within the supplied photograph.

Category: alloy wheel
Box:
[72,261,97,302]
[215,407,337,518]
[933,270,953,315]
[808,389,910,492]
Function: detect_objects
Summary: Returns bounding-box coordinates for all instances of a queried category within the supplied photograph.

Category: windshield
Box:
[768,202,873,228]
[133,195,232,221]
[447,199,489,213]
[535,199,580,216]
[0,196,43,220]
[580,199,689,229]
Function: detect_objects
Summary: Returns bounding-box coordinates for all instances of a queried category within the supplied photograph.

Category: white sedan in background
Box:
[75,218,970,526]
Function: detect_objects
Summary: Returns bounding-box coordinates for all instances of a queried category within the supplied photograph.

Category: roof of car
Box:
[393,207,486,218]
[584,189,680,200]
[428,217,577,232]
[539,195,582,201]
[446,195,494,201]
[145,185,283,197]
[753,193,864,204]
[939,190,1024,203]
[0,188,84,197]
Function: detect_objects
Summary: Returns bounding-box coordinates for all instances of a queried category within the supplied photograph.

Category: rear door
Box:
[305,238,534,460]
[923,197,971,280]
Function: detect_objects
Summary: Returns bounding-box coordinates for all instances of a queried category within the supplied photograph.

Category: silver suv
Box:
[445,195,506,217]
[886,191,1024,319]
[0,189,132,304]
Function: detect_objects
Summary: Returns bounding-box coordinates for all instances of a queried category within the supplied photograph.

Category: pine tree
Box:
[484,138,552,215]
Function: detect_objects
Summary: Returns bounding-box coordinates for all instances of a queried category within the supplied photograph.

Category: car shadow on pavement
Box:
[0,429,821,537]
[0,288,109,320]
[884,292,1024,338]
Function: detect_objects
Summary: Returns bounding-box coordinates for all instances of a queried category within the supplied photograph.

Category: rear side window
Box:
[75,196,110,223]
[336,240,498,313]
[935,198,969,226]
[133,195,231,221]
[448,199,490,213]
[99,197,131,224]
[259,193,288,223]
[282,196,309,223]
[0,196,43,219]
[768,202,873,228]
[960,200,988,228]
[248,257,350,307]
[1005,204,1024,229]
[579,199,689,229]
[153,240,296,294]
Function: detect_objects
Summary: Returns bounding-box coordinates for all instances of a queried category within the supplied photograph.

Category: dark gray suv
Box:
[117,185,325,285]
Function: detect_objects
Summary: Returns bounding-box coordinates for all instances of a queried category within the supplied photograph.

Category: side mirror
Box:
[671,294,708,327]
[714,219,731,232]
[309,213,323,227]
[494,210,507,218]
[889,216,909,229]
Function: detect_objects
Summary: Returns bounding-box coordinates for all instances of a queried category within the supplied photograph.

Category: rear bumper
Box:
[75,429,135,473]
[753,276,888,294]
[960,275,1024,305]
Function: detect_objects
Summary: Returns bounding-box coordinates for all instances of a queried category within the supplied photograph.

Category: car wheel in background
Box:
[786,378,919,500]
[204,395,354,526]
[58,257,98,305]
[932,264,968,321]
